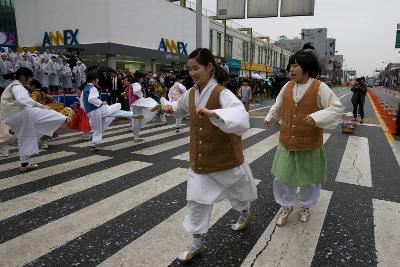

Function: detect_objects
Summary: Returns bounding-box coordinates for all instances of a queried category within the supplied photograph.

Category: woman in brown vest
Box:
[162,48,258,261]
[265,44,344,226]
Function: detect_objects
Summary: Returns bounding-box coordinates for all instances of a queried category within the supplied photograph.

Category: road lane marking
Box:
[335,136,372,187]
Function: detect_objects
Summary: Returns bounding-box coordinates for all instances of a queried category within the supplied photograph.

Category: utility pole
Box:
[239,27,253,77]
[196,0,202,48]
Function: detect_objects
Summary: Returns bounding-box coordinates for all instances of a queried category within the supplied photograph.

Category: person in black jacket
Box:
[351,77,368,123]
[108,71,123,105]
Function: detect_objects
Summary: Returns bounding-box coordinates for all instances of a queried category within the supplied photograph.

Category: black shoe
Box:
[89,146,98,152]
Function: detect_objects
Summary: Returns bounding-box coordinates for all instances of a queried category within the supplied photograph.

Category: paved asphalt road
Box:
[0,86,399,267]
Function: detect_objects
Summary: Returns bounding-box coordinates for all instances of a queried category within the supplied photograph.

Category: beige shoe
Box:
[132,114,144,120]
[232,211,254,231]
[276,207,293,226]
[178,243,203,261]
[150,104,161,112]
[20,163,39,173]
[299,207,310,222]
[133,137,144,142]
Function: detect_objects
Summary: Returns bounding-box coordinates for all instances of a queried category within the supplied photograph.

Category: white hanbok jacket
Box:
[171,78,258,204]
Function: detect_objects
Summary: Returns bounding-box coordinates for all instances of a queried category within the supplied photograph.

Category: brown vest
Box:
[279,80,323,151]
[189,84,244,174]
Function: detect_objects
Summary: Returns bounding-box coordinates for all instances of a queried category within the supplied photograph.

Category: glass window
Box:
[216,32,221,57]
[209,30,213,52]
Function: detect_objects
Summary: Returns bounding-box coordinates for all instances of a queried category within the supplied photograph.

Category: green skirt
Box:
[271,144,327,187]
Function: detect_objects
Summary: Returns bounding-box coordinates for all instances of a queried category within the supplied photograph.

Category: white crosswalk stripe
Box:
[71,124,181,148]
[105,127,189,151]
[241,190,332,267]
[335,136,372,187]
[373,199,400,267]
[138,128,264,156]
[98,180,261,267]
[0,168,187,267]
[0,151,76,172]
[0,119,398,267]
[0,155,110,191]
[0,161,151,221]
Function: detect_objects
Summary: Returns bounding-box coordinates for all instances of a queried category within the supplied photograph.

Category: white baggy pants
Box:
[4,107,66,160]
[273,178,321,208]
[87,103,132,146]
[183,200,250,234]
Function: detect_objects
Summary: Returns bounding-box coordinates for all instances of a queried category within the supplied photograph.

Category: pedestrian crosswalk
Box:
[0,120,399,266]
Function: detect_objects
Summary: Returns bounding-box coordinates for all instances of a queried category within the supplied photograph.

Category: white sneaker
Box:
[232,211,254,231]
[133,137,144,142]
[178,242,203,262]
[276,207,293,226]
[299,207,310,222]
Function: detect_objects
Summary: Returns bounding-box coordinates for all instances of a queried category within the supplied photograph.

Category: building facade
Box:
[209,19,291,77]
[13,0,291,75]
[14,0,209,72]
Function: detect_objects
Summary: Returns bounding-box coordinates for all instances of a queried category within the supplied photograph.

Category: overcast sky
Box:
[201,0,400,76]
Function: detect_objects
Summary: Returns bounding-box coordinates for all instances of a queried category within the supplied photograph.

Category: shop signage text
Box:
[43,29,79,47]
[159,38,188,55]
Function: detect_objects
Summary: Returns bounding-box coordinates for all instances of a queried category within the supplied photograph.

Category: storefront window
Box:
[216,32,221,57]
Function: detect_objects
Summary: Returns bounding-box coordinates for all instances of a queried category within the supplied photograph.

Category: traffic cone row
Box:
[368,89,398,134]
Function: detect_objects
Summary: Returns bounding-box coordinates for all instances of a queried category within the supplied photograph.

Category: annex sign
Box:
[43,29,79,47]
[159,38,188,55]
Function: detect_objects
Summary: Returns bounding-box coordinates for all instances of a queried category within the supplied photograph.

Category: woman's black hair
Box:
[188,48,229,84]
[175,73,184,81]
[30,79,43,90]
[86,72,99,83]
[15,67,34,80]
[287,43,320,78]
[133,71,145,83]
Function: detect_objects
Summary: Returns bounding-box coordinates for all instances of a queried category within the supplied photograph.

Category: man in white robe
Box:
[82,72,136,151]
[0,67,67,172]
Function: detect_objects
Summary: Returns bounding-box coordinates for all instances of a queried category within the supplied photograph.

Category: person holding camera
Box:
[351,77,368,123]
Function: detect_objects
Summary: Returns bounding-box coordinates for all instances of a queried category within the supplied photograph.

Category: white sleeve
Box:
[72,66,77,74]
[11,85,42,108]
[132,83,143,98]
[171,88,190,118]
[309,82,345,129]
[264,82,289,123]
[88,87,103,107]
[209,89,250,135]
[178,83,187,93]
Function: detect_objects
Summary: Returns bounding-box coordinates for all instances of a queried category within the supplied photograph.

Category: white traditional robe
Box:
[82,85,134,146]
[73,64,87,87]
[60,64,73,89]
[15,59,33,71]
[0,60,14,88]
[46,62,61,87]
[33,61,49,88]
[171,78,258,205]
[129,82,158,138]
[1,82,66,158]
[265,78,344,128]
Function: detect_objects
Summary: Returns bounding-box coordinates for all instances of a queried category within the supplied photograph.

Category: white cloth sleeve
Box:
[209,89,250,135]
[309,82,345,129]
[132,83,143,98]
[88,87,103,107]
[11,85,42,108]
[264,83,288,123]
[171,88,190,118]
